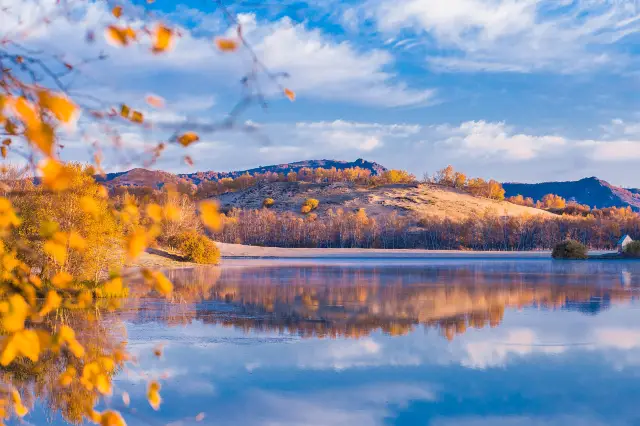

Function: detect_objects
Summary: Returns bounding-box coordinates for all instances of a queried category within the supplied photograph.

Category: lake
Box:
[24,259,640,425]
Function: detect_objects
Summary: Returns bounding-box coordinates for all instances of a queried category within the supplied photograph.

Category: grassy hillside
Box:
[215,181,555,221]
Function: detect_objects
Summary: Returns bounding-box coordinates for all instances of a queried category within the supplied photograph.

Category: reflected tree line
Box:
[124,265,637,341]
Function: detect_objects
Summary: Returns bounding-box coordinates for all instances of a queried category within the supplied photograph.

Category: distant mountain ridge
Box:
[179,159,387,185]
[97,159,388,188]
[503,177,640,211]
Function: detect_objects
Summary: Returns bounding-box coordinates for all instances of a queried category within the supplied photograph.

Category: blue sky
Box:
[5,0,640,185]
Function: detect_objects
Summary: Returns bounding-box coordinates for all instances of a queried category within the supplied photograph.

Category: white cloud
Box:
[461,328,566,369]
[368,0,640,73]
[249,17,435,106]
[437,121,566,160]
[294,120,421,152]
[5,0,433,108]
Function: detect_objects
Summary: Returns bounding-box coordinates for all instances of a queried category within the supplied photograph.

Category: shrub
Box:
[552,239,588,260]
[301,198,319,214]
[263,198,275,208]
[168,231,220,264]
[624,241,640,257]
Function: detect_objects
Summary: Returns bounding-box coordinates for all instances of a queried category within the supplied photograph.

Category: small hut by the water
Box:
[617,235,633,253]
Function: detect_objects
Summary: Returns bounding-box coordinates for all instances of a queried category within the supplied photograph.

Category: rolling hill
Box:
[503,177,640,211]
[216,181,555,221]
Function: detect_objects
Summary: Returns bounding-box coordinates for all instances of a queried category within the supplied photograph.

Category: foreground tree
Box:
[0,1,295,424]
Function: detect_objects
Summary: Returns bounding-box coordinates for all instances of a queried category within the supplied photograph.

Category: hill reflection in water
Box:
[124,260,639,341]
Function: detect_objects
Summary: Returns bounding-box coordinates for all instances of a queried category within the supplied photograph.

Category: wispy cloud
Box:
[366,0,640,73]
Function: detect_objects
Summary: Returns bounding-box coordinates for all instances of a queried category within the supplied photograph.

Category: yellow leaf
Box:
[100,410,126,426]
[14,97,55,156]
[106,25,134,46]
[0,197,21,229]
[39,159,73,191]
[80,195,99,217]
[147,381,162,410]
[59,367,76,387]
[25,122,55,157]
[1,146,6,159]
[130,110,143,123]
[51,271,73,288]
[58,325,85,358]
[68,231,86,251]
[1,294,28,332]
[214,37,238,52]
[146,203,162,222]
[199,200,221,231]
[127,227,148,260]
[164,204,180,222]
[43,239,67,264]
[38,91,78,123]
[13,97,38,127]
[120,104,130,118]
[1,329,40,366]
[152,24,174,54]
[112,6,122,18]
[38,290,61,317]
[178,131,199,147]
[151,271,173,296]
[11,391,28,417]
[98,277,126,298]
[284,88,296,101]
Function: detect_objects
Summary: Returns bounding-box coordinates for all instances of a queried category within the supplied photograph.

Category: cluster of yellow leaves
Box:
[0,91,77,162]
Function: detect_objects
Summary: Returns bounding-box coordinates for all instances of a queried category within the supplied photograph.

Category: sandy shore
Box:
[216,242,556,259]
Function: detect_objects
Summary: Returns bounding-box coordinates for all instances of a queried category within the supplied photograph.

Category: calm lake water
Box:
[26,259,640,425]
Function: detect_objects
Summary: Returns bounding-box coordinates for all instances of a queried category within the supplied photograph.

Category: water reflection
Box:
[125,260,639,342]
[16,260,640,425]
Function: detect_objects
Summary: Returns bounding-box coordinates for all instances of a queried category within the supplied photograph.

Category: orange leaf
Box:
[214,37,238,52]
[106,25,129,46]
[120,104,130,118]
[38,91,78,123]
[112,6,122,18]
[178,131,199,147]
[131,110,144,123]
[284,88,296,102]
[145,94,165,108]
[152,24,173,54]
[147,381,162,410]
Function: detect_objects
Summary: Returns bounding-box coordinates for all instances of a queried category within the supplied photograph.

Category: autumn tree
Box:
[0,1,285,423]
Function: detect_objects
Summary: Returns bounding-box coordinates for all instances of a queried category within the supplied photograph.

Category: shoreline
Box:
[132,244,632,269]
[215,242,560,259]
